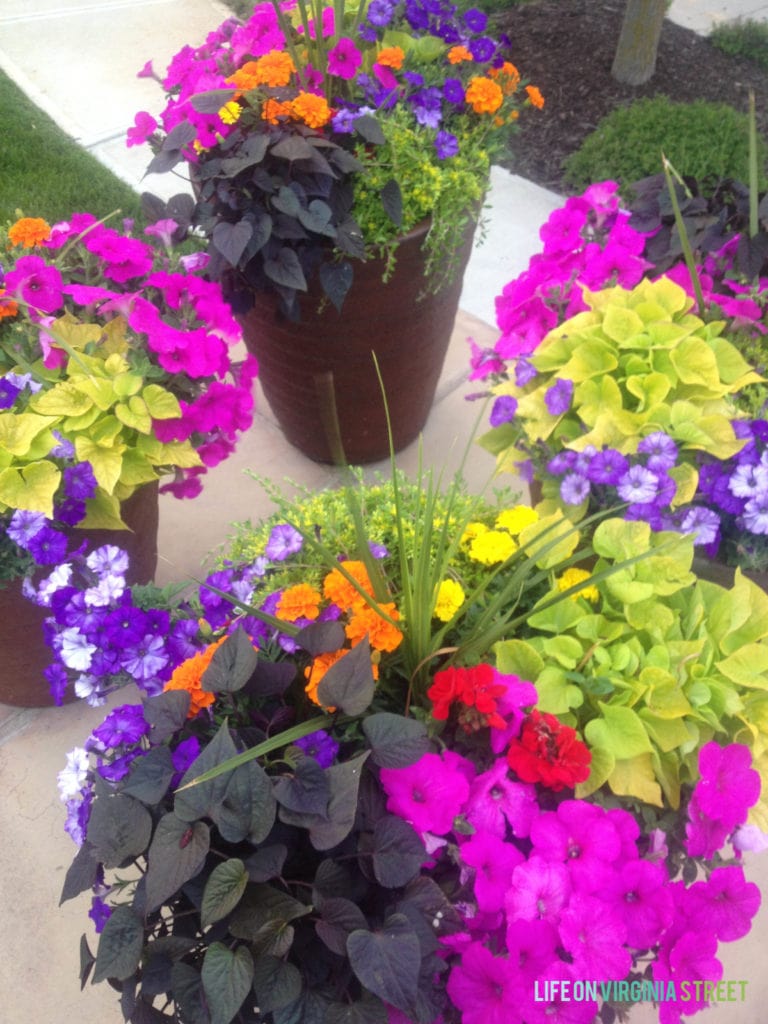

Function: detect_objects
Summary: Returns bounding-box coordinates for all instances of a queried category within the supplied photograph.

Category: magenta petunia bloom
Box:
[327,37,362,79]
[446,941,522,1024]
[465,758,537,839]
[557,893,630,980]
[380,752,471,835]
[460,830,525,913]
[653,929,722,1017]
[127,110,158,147]
[504,917,558,980]
[694,742,761,829]
[604,857,674,950]
[530,800,622,892]
[686,865,761,941]
[4,255,64,314]
[505,856,570,925]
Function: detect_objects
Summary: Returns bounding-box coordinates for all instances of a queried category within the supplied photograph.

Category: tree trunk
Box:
[611,0,667,85]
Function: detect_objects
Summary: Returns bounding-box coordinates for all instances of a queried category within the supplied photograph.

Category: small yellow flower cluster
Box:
[556,567,599,603]
[433,578,466,622]
[461,505,540,565]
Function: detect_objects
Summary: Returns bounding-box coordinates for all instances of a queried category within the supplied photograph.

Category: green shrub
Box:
[563,96,768,197]
[709,17,768,70]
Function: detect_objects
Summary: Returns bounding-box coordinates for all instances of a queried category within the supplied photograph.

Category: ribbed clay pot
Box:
[0,482,159,708]
[238,216,478,464]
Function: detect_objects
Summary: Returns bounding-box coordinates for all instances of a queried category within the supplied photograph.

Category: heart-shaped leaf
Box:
[347,915,420,1014]
[201,858,248,928]
[317,638,375,716]
[144,813,210,913]
[92,905,144,983]
[213,219,253,266]
[201,942,254,1024]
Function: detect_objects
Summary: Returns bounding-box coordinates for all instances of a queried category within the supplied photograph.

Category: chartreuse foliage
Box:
[481,276,763,505]
[496,518,768,829]
[0,341,200,525]
[62,623,459,1024]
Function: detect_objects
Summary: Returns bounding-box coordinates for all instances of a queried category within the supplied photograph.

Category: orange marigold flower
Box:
[277,583,322,622]
[0,290,19,319]
[489,61,521,93]
[323,561,374,611]
[465,76,503,115]
[447,45,473,64]
[375,45,405,69]
[346,601,403,653]
[525,84,545,109]
[255,50,297,87]
[8,217,51,248]
[261,98,291,124]
[289,92,332,129]
[227,60,261,91]
[163,636,229,717]
[304,649,344,708]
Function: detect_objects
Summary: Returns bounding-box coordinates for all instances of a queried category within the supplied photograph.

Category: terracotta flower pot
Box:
[238,216,478,464]
[0,483,159,708]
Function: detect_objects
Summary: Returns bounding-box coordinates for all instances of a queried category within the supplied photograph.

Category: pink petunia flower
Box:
[686,865,761,941]
[465,758,538,839]
[557,893,630,980]
[327,37,362,79]
[460,830,525,913]
[505,856,571,925]
[380,752,472,835]
[446,941,522,1024]
[4,255,64,314]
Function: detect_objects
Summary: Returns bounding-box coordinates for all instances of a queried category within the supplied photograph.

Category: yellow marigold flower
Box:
[465,76,503,115]
[490,61,521,93]
[376,46,405,69]
[434,579,466,622]
[0,290,18,320]
[163,636,228,717]
[525,84,545,109]
[469,529,517,565]
[346,602,403,653]
[460,521,488,547]
[557,567,599,603]
[323,561,374,611]
[495,505,539,536]
[447,45,473,64]
[218,101,243,125]
[304,650,344,708]
[8,217,51,248]
[276,583,322,622]
[290,92,332,129]
[262,98,291,124]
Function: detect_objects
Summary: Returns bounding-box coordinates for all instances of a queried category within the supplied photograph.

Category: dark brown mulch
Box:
[493,0,768,193]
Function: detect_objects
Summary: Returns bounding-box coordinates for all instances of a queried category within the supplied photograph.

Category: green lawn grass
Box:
[0,68,146,225]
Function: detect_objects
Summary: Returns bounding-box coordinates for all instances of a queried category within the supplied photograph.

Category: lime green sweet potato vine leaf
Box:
[493,519,768,823]
[480,277,764,485]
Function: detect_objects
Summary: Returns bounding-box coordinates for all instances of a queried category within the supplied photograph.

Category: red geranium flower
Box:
[506,710,591,791]
[427,664,507,731]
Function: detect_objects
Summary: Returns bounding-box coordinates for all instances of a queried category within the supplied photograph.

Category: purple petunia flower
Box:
[63,462,98,501]
[679,506,721,546]
[463,7,488,31]
[617,465,660,505]
[264,523,303,561]
[91,703,150,749]
[7,509,47,547]
[27,524,69,565]
[0,376,21,409]
[489,394,517,427]
[514,357,538,387]
[86,545,130,578]
[560,472,590,505]
[544,378,574,415]
[89,896,113,934]
[587,448,629,486]
[366,0,395,26]
[637,431,678,472]
[442,77,465,105]
[409,86,443,129]
[434,130,459,159]
[743,491,768,535]
[295,729,340,768]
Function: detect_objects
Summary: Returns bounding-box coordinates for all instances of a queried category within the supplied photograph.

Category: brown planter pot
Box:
[0,483,159,708]
[239,216,478,464]
[692,554,768,593]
